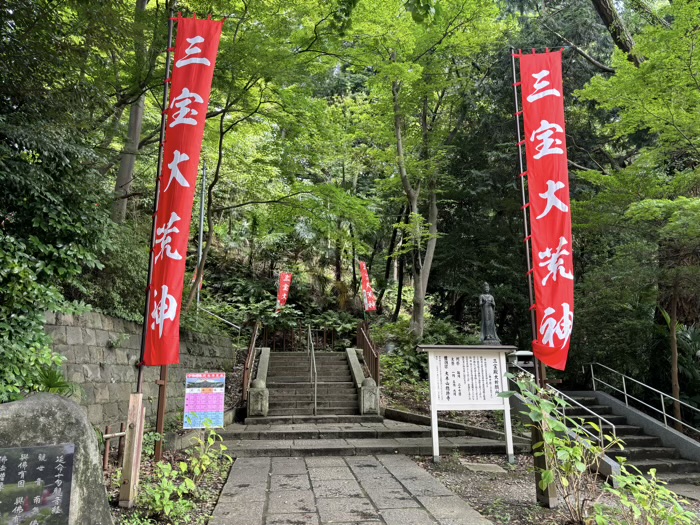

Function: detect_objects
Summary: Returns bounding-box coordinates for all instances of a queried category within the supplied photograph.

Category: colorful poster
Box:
[184,372,226,429]
[359,261,377,312]
[275,272,293,311]
[518,50,574,371]
[144,16,224,366]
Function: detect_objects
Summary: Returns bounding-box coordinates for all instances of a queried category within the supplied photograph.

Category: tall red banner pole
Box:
[137,15,176,394]
[511,48,546,388]
[512,48,558,510]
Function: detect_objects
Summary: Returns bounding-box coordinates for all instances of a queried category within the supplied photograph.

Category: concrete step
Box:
[268,408,315,416]
[613,446,680,461]
[656,472,700,484]
[626,458,700,474]
[270,400,359,410]
[565,405,614,417]
[603,424,644,436]
[574,414,629,426]
[268,383,356,392]
[317,407,361,415]
[568,396,598,406]
[220,426,468,441]
[224,435,530,457]
[269,393,357,401]
[267,375,309,385]
[618,435,663,447]
[245,415,383,425]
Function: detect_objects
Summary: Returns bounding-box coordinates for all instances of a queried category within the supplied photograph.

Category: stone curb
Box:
[382,407,530,445]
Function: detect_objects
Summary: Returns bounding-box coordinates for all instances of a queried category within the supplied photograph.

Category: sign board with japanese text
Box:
[0,443,74,525]
[144,16,224,366]
[419,346,515,463]
[184,373,226,429]
[516,50,574,371]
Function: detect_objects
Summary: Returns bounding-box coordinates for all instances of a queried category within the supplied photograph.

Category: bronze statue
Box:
[480,282,500,345]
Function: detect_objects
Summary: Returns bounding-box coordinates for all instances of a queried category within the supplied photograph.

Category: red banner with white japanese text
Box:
[518,50,574,371]
[359,261,377,312]
[276,273,293,311]
[144,16,224,366]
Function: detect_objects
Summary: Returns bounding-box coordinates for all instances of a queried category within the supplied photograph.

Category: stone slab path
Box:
[209,454,493,525]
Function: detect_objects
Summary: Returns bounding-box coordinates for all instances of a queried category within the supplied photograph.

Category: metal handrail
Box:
[590,362,700,435]
[198,306,242,347]
[241,322,261,403]
[307,326,318,416]
[357,322,380,384]
[510,365,616,444]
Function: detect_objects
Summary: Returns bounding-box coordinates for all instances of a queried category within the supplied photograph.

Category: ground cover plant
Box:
[107,427,232,525]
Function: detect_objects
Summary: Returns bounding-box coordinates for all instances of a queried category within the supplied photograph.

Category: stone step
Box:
[268,376,315,383]
[574,414,629,425]
[268,382,356,390]
[618,435,663,448]
[267,406,361,416]
[224,436,530,457]
[627,458,700,474]
[270,400,359,410]
[656,471,700,484]
[564,405,614,417]
[568,396,599,406]
[220,426,468,441]
[612,447,679,461]
[269,393,358,401]
[245,415,383,425]
[603,424,644,436]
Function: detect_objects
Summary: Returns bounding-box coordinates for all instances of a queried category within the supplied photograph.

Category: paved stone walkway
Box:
[209,454,493,525]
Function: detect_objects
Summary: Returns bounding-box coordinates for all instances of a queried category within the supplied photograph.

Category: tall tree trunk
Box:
[392,254,405,323]
[377,205,406,314]
[590,0,642,67]
[392,77,427,337]
[670,287,682,432]
[111,0,150,222]
[335,221,342,282]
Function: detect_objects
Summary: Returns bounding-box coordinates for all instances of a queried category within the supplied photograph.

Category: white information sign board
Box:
[419,345,515,463]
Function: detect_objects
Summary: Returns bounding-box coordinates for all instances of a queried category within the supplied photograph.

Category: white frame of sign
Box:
[418,345,515,463]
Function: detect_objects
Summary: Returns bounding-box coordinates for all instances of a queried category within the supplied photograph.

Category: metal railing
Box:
[590,362,700,435]
[510,364,616,444]
[307,326,318,415]
[241,322,261,403]
[357,322,380,385]
[198,306,243,347]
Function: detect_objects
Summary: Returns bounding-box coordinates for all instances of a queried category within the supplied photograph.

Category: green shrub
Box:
[504,373,623,524]
[594,464,698,524]
[139,461,195,520]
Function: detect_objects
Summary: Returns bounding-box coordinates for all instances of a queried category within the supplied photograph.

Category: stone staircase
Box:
[230,349,528,457]
[221,419,529,457]
[569,394,700,484]
[263,351,361,419]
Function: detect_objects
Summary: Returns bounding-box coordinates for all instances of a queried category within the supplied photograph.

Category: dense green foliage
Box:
[2,0,700,410]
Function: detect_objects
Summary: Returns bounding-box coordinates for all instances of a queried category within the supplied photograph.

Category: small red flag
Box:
[359,261,377,312]
[276,272,293,311]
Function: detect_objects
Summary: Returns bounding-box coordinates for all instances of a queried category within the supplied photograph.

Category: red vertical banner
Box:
[144,16,224,366]
[518,50,574,371]
[359,261,377,312]
[276,273,293,311]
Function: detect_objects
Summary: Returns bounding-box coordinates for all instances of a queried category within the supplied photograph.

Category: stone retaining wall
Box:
[44,312,235,430]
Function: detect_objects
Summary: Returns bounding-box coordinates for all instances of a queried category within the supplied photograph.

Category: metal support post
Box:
[154,365,169,461]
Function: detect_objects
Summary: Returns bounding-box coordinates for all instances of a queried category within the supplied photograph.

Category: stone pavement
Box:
[209,454,493,525]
